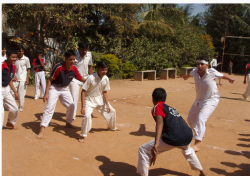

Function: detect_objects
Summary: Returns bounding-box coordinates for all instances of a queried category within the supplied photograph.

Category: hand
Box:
[25,80,29,85]
[106,105,111,113]
[43,94,48,103]
[183,74,189,80]
[14,93,20,101]
[219,62,222,65]
[81,107,85,115]
[12,78,17,82]
[228,78,234,83]
[150,144,159,166]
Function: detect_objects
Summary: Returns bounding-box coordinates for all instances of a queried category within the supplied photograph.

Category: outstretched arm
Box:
[183,73,191,80]
[221,75,234,83]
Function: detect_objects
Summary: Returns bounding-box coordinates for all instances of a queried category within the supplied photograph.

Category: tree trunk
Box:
[36,14,41,48]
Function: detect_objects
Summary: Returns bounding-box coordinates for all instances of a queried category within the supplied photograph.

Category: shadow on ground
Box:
[220,96,250,102]
[96,155,190,176]
[130,124,154,137]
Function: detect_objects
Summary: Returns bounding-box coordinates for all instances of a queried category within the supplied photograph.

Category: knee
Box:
[68,103,75,109]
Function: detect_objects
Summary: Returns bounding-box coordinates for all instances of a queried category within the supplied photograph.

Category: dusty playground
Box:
[3,72,250,176]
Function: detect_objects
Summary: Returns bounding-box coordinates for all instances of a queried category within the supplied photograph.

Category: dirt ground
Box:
[3,72,250,176]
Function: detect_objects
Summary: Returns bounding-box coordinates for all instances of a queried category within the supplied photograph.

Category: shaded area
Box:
[130,124,154,137]
[96,155,190,176]
[220,96,250,102]
[245,119,250,122]
[230,92,244,95]
[25,95,35,99]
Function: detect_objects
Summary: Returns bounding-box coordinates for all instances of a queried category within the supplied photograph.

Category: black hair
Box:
[6,49,17,57]
[152,88,167,102]
[214,54,218,57]
[96,61,108,69]
[36,49,43,54]
[17,44,25,51]
[197,55,209,62]
[64,50,76,58]
[2,44,6,49]
[78,41,89,49]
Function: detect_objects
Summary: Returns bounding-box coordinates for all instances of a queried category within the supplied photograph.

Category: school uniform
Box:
[80,72,117,137]
[12,55,31,110]
[70,51,92,119]
[2,61,19,127]
[210,58,219,70]
[32,57,46,99]
[137,102,203,176]
[243,63,250,99]
[1,54,7,62]
[187,67,223,141]
[40,62,82,127]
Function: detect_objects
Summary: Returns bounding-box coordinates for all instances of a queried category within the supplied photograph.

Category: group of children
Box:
[2,42,243,175]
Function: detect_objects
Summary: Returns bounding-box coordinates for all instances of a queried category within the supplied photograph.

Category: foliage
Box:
[99,54,122,79]
[121,62,137,79]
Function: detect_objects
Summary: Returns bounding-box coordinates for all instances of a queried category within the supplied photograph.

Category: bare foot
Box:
[37,126,45,139]
[200,170,206,176]
[66,122,77,129]
[6,122,18,130]
[192,145,200,152]
[91,113,97,118]
[78,136,85,143]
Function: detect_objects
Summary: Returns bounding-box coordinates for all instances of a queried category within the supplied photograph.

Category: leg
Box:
[40,71,46,97]
[79,103,94,141]
[137,138,175,176]
[180,145,205,175]
[18,81,27,111]
[69,81,80,120]
[34,72,40,99]
[38,86,60,139]
[3,86,19,129]
[242,86,248,99]
[96,102,118,131]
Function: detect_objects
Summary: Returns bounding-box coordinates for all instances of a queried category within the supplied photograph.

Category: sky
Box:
[179,4,206,16]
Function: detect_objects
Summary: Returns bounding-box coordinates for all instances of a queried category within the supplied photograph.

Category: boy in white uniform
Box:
[183,55,234,152]
[32,49,46,100]
[2,50,20,129]
[79,61,119,143]
[243,61,250,99]
[12,45,31,111]
[70,41,94,119]
[210,54,222,85]
[37,50,86,139]
[1,44,7,62]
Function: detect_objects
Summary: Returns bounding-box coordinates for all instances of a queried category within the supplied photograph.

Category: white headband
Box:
[197,60,208,65]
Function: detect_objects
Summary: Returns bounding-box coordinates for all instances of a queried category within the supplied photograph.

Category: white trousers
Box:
[80,99,117,137]
[35,71,46,98]
[12,81,27,108]
[40,85,75,127]
[187,100,218,141]
[2,86,19,127]
[69,81,83,119]
[137,138,203,176]
[243,74,250,99]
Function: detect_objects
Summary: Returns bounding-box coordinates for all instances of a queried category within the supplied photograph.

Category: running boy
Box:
[33,49,47,100]
[243,60,250,99]
[183,55,234,152]
[137,88,205,176]
[12,45,31,111]
[37,50,86,139]
[79,61,119,143]
[69,41,95,119]
[2,50,20,129]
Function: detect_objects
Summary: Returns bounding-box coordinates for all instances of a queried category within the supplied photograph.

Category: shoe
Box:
[19,107,23,112]
[34,97,39,100]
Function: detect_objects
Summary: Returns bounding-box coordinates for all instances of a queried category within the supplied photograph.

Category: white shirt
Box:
[210,58,219,68]
[14,55,31,81]
[72,51,93,85]
[1,54,7,62]
[190,67,223,105]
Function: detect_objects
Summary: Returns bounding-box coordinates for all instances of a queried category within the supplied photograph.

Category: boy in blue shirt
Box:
[137,88,205,176]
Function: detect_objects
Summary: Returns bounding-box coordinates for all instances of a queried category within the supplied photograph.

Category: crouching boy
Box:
[137,88,205,176]
[37,50,86,139]
[79,61,119,143]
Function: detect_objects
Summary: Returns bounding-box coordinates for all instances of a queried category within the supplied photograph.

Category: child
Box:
[243,60,250,99]
[2,50,20,129]
[79,61,119,143]
[32,49,46,100]
[12,45,31,111]
[37,50,86,139]
[183,55,234,152]
[1,44,7,62]
[69,41,96,119]
[137,88,205,176]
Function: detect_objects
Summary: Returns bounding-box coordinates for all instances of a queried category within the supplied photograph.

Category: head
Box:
[6,50,17,65]
[36,49,43,59]
[64,50,76,67]
[2,44,6,56]
[214,54,218,59]
[96,61,108,78]
[152,88,167,105]
[17,45,25,58]
[196,55,209,75]
[78,41,89,57]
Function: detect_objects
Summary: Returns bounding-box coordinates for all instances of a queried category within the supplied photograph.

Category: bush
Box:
[121,62,137,79]
[99,54,122,79]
